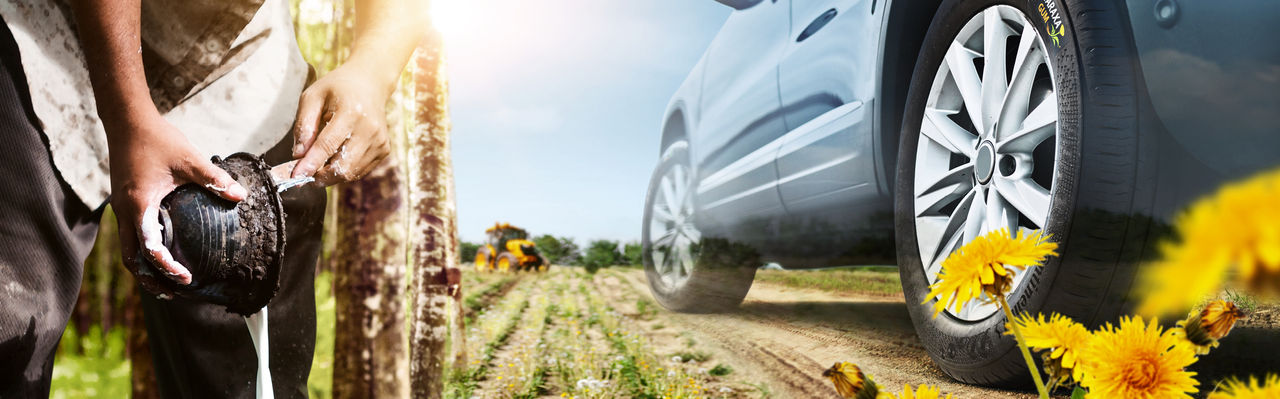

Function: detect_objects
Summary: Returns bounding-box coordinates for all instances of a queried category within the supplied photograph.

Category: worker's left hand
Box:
[289,63,392,185]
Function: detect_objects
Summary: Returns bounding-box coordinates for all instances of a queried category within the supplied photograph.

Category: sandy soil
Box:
[603,269,1037,398]
[462,268,1280,398]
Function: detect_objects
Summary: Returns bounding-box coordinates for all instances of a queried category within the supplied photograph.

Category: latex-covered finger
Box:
[292,110,355,179]
[138,204,192,285]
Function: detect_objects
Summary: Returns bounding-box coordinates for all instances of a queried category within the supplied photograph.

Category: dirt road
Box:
[598,269,1036,398]
[451,268,1280,398]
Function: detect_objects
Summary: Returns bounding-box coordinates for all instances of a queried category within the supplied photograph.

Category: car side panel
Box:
[689,1,793,255]
[772,0,897,266]
[1124,0,1280,222]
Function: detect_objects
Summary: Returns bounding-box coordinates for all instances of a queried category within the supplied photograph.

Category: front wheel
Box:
[642,142,758,313]
[496,252,518,273]
[895,0,1150,386]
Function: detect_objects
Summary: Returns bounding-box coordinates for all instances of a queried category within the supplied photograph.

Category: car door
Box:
[691,0,792,250]
[772,0,894,265]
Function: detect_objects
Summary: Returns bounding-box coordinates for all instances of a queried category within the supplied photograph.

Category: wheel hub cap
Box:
[975,141,996,184]
[911,5,1060,321]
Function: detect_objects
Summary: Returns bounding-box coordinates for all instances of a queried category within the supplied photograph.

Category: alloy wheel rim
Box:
[912,5,1060,321]
[648,162,700,291]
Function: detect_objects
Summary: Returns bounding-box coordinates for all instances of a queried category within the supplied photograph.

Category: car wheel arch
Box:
[877,0,944,187]
[659,107,690,157]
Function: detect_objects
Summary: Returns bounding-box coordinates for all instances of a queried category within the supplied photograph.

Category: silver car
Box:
[641,0,1280,385]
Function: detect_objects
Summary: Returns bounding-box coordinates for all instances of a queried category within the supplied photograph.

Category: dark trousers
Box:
[0,19,325,398]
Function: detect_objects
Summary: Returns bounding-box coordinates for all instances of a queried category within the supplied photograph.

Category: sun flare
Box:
[430,0,483,45]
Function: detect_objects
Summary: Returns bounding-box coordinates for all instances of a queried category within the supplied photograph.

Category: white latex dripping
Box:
[244,307,274,399]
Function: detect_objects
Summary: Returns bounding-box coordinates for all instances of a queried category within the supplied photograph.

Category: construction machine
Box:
[474,222,548,272]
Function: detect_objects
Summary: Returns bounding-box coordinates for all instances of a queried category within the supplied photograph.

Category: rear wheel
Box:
[642,142,757,312]
[895,0,1149,386]
[475,246,493,272]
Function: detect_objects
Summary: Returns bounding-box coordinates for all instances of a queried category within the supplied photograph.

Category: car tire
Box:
[643,142,758,313]
[894,0,1152,387]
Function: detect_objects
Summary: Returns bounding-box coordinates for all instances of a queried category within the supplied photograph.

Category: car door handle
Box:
[796,8,837,42]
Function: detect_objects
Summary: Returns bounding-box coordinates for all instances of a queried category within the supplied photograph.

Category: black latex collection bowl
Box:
[133,153,285,316]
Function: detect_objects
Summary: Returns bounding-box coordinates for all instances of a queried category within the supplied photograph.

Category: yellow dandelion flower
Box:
[1208,375,1280,399]
[1174,299,1247,355]
[924,228,1058,317]
[822,362,880,399]
[893,384,952,399]
[1138,168,1280,317]
[1006,312,1092,387]
[1078,316,1199,398]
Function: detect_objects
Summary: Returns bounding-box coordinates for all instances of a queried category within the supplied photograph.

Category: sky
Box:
[435,0,731,244]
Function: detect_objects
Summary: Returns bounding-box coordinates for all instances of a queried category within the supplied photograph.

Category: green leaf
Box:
[1071,386,1087,399]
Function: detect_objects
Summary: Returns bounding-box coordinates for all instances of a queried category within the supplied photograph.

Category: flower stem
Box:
[997,295,1049,398]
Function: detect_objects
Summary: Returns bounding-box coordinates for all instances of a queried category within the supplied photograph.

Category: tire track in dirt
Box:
[610,269,1035,398]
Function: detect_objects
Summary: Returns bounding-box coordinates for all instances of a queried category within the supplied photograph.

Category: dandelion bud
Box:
[1175,299,1246,355]
[822,362,880,399]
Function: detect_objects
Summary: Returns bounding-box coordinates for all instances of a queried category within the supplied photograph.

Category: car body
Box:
[643,0,1279,385]
[656,0,1278,270]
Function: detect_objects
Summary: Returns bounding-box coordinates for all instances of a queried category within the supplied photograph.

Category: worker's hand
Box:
[289,63,392,186]
[107,112,248,291]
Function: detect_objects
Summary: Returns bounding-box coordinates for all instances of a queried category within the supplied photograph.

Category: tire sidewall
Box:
[894,0,1085,383]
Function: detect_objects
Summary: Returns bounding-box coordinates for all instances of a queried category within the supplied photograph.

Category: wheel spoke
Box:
[654,246,670,275]
[997,23,1042,139]
[682,225,701,243]
[652,206,678,224]
[660,175,678,216]
[914,172,971,218]
[923,108,978,157]
[962,186,988,244]
[671,164,687,209]
[917,162,974,202]
[929,188,978,265]
[984,189,1018,235]
[944,42,987,133]
[997,95,1057,154]
[676,238,694,277]
[925,228,964,279]
[994,177,1050,227]
[652,228,679,249]
[981,8,1012,131]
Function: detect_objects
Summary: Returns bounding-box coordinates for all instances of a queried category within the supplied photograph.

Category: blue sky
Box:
[441,0,730,244]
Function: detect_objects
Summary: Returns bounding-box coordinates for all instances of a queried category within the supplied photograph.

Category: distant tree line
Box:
[458,234,643,273]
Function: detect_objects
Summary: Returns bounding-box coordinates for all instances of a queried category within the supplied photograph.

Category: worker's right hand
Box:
[105,111,248,292]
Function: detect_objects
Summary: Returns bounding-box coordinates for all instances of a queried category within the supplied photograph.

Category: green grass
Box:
[670,351,710,363]
[49,272,337,398]
[50,326,130,398]
[708,364,733,377]
[754,266,901,296]
[310,271,336,399]
[1221,288,1260,313]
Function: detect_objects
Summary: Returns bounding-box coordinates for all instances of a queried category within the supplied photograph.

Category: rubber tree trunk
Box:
[332,157,410,398]
[408,32,458,399]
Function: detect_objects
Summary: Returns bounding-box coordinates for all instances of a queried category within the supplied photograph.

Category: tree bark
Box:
[408,32,457,399]
[332,157,410,398]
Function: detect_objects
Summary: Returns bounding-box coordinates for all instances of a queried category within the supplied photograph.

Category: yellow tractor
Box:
[474,223,548,273]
